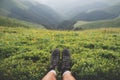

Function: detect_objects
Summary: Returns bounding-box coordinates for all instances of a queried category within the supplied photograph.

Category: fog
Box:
[35,0,120,5]
[35,0,120,8]
[34,0,120,16]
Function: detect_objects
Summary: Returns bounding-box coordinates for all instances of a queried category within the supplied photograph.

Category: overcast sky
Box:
[35,0,120,5]
[33,0,120,15]
[34,0,119,9]
[34,0,120,10]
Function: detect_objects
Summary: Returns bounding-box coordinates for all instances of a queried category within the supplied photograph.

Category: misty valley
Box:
[0,0,120,80]
[0,0,120,30]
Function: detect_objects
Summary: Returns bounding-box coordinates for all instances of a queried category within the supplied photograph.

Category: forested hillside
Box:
[0,0,62,29]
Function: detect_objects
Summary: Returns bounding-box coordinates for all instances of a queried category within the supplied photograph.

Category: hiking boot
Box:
[62,49,71,73]
[50,49,60,70]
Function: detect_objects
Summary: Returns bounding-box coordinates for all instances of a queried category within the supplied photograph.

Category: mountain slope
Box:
[0,0,62,29]
[74,18,120,30]
[73,3,120,21]
[0,16,44,28]
[63,2,110,19]
[105,3,120,16]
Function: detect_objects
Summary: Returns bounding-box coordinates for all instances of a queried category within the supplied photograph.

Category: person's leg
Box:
[62,71,76,80]
[42,70,56,80]
[62,49,76,80]
[41,49,60,80]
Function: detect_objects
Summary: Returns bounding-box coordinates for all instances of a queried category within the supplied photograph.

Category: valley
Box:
[0,0,120,80]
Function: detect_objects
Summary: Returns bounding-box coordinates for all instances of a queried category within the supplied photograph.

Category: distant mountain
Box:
[1,0,120,30]
[63,2,110,19]
[73,10,117,21]
[73,3,120,21]
[0,0,62,29]
[105,3,120,17]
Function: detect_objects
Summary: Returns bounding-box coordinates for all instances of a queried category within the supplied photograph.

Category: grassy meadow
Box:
[0,26,120,80]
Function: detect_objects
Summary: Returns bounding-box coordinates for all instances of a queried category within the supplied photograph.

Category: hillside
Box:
[74,18,120,30]
[57,2,120,30]
[0,0,62,29]
[105,3,120,16]
[0,27,120,80]
[73,3,120,21]
[0,16,44,28]
[65,2,110,19]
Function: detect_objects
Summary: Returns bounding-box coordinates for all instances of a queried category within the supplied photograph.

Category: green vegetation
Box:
[0,16,45,28]
[74,18,120,30]
[0,26,120,80]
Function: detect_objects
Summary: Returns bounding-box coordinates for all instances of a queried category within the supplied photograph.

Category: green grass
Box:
[74,18,120,30]
[0,26,120,80]
[0,16,45,29]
